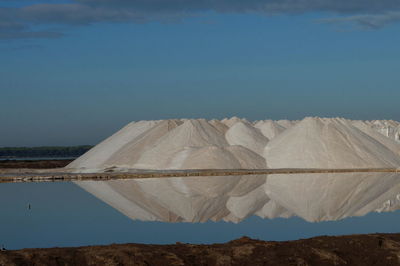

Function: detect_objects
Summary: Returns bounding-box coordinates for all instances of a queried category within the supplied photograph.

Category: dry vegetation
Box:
[1,234,400,266]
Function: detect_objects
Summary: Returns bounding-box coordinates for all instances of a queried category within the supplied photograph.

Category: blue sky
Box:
[1,1,400,146]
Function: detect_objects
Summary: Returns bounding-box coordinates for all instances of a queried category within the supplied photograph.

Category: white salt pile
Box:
[254,120,286,140]
[225,121,268,155]
[265,117,400,168]
[68,117,400,171]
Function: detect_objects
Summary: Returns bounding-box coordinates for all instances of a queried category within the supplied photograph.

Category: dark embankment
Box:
[0,146,92,159]
[1,234,400,266]
[0,160,73,169]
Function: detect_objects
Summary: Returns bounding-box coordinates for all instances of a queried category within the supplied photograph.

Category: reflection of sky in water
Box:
[0,174,399,250]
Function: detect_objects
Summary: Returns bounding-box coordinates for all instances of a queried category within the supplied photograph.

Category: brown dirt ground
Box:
[1,234,400,266]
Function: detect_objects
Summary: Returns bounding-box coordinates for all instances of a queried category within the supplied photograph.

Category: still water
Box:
[1,173,399,250]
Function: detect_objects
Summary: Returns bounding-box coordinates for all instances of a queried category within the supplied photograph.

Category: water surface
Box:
[1,173,399,250]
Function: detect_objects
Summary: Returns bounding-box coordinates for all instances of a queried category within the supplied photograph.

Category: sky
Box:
[1,0,400,146]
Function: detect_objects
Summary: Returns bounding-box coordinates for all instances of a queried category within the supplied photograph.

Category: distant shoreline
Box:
[0,159,73,169]
[0,146,92,158]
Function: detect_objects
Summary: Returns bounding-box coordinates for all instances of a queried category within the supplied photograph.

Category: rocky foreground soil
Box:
[1,234,400,266]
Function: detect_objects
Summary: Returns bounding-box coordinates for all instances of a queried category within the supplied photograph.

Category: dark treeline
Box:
[0,146,93,158]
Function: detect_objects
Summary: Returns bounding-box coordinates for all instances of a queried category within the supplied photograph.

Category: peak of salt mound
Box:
[159,119,229,148]
[275,119,296,129]
[221,117,249,127]
[225,121,269,155]
[209,119,229,134]
[131,119,231,169]
[254,120,286,140]
[264,117,400,168]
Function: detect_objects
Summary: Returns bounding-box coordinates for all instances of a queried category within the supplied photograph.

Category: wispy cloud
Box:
[2,0,400,40]
[0,13,63,39]
[320,11,400,29]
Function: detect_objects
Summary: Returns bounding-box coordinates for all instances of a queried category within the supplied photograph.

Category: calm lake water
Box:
[1,172,399,250]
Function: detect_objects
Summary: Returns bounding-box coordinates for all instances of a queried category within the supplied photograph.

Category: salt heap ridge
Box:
[68,117,400,171]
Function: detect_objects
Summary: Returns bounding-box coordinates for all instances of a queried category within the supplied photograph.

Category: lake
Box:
[1,172,399,250]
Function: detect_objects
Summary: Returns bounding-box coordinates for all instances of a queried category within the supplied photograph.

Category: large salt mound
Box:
[254,120,286,140]
[225,121,269,155]
[264,117,400,168]
[68,116,400,171]
[69,118,267,171]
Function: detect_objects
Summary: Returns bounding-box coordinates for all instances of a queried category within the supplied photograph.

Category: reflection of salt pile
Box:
[77,175,267,223]
[68,117,400,172]
[75,172,400,223]
[264,173,400,221]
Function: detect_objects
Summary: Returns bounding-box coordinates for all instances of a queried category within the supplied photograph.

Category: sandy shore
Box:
[0,159,399,183]
[0,167,399,183]
[1,234,400,265]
